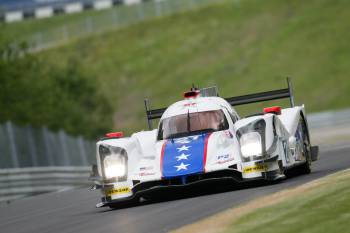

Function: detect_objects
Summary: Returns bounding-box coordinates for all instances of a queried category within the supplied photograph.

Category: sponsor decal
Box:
[183,103,197,107]
[243,164,268,173]
[105,187,130,197]
[139,172,156,176]
[217,154,229,160]
[283,140,290,163]
[216,158,235,164]
[216,154,234,164]
[140,166,153,171]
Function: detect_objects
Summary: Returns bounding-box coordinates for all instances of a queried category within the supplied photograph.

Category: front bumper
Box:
[95,157,285,208]
[96,169,242,208]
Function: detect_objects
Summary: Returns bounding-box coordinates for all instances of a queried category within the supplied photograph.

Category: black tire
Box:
[298,116,311,174]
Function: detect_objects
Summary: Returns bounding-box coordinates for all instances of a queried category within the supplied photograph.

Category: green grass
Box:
[223,169,350,233]
[0,0,218,48]
[2,0,350,135]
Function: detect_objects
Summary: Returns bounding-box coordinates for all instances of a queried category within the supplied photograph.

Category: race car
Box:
[91,78,319,208]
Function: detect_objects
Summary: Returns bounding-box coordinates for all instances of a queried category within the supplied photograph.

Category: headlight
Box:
[103,155,127,179]
[240,132,262,158]
[99,145,128,180]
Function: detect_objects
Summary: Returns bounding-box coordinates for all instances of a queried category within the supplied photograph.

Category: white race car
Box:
[91,79,319,208]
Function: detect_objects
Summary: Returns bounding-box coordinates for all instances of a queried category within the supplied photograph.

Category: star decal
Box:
[177,145,191,152]
[175,138,191,144]
[176,153,190,161]
[189,135,199,140]
[175,163,190,171]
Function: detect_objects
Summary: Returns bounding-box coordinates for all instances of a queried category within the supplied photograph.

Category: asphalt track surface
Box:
[1,144,350,233]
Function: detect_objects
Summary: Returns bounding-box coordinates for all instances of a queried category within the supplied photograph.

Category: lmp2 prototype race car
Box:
[91,78,319,208]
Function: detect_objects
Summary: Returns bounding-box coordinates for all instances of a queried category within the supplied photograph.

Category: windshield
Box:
[157,110,229,140]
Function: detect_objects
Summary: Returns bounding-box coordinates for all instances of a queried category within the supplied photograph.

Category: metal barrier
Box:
[0,122,95,203]
[0,166,91,203]
[0,122,95,169]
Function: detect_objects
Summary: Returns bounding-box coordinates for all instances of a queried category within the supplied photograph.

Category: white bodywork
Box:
[94,94,315,205]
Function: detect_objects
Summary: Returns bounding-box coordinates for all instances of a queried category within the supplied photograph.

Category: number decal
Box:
[283,140,289,163]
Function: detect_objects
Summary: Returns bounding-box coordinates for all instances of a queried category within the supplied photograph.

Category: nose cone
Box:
[161,133,211,178]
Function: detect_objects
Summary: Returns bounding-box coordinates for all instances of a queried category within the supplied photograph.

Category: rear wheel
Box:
[298,117,311,174]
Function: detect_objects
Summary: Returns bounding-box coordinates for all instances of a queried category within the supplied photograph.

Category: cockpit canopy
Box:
[157,110,229,140]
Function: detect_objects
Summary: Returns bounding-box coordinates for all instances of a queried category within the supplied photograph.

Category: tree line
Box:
[0,41,112,139]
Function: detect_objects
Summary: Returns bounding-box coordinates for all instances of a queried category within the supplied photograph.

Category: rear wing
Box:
[144,78,295,129]
[225,78,295,107]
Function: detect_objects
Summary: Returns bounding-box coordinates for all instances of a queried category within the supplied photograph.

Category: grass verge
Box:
[171,168,350,233]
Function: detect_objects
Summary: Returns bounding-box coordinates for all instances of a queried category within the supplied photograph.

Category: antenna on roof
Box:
[191,83,195,91]
[191,83,199,91]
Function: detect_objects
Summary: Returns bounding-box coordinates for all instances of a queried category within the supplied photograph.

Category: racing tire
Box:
[298,116,312,174]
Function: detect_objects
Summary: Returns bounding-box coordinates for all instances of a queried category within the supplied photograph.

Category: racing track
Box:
[1,144,350,233]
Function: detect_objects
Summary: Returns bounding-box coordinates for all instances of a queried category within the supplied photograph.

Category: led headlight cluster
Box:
[237,119,266,159]
[240,132,262,158]
[99,145,128,180]
[103,155,127,179]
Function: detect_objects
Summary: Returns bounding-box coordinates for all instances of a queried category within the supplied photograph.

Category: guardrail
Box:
[0,121,95,169]
[0,166,91,204]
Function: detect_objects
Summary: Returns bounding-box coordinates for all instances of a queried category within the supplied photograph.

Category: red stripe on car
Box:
[160,140,167,179]
[203,133,212,173]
